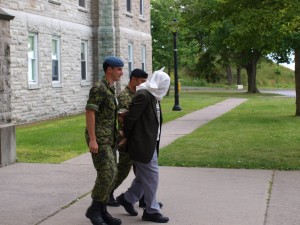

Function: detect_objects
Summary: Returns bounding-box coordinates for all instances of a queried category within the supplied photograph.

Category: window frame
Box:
[81,40,88,81]
[142,45,146,71]
[128,43,133,76]
[28,32,38,85]
[79,0,85,8]
[126,0,131,13]
[51,36,61,84]
[140,0,144,16]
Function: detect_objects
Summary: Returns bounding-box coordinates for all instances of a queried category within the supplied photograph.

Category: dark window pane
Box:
[79,0,85,7]
[52,60,59,81]
[128,62,132,75]
[127,0,131,12]
[81,61,86,80]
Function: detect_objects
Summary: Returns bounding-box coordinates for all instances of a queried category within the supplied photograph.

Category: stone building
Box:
[0,0,152,124]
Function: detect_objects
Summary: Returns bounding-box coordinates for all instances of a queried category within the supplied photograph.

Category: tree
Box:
[268,0,300,115]
[151,0,199,75]
[180,0,286,93]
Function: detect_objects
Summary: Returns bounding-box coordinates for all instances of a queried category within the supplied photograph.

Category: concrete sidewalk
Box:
[1,98,300,225]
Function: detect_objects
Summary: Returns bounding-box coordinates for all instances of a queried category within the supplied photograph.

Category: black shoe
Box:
[116,193,138,216]
[107,192,120,207]
[101,204,122,225]
[142,210,169,223]
[86,206,108,225]
[139,201,163,208]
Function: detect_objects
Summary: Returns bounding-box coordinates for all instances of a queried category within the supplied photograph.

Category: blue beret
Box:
[104,56,124,67]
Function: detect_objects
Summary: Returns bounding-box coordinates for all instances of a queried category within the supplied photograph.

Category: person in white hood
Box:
[116,68,170,223]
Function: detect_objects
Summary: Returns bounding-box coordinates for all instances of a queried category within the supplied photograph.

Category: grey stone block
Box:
[0,123,16,167]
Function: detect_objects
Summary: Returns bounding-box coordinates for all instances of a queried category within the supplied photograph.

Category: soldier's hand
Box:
[118,138,127,149]
[89,140,99,153]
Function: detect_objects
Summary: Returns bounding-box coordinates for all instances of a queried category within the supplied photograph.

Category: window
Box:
[28,33,38,84]
[81,41,88,80]
[79,0,85,7]
[52,36,61,82]
[140,0,144,16]
[142,45,146,70]
[126,0,131,13]
[128,43,133,75]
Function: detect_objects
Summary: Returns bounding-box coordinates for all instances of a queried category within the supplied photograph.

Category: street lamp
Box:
[171,18,182,111]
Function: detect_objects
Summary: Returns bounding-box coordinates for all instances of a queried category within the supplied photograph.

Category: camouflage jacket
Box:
[85,78,117,146]
[117,86,135,112]
[116,85,135,150]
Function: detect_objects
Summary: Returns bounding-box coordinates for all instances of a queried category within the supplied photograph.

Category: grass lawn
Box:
[16,89,300,170]
[159,93,300,170]
[16,90,225,163]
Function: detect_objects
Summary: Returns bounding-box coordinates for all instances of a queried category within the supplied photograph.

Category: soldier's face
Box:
[132,77,147,87]
[110,67,123,81]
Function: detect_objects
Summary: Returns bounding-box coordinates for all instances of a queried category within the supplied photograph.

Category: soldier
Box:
[85,56,124,225]
[108,68,148,207]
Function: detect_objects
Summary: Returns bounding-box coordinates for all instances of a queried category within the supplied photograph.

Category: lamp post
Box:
[171,18,182,111]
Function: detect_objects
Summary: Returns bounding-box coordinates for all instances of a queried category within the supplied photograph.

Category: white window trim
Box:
[52,36,61,87]
[28,32,39,88]
[128,43,133,76]
[81,40,88,81]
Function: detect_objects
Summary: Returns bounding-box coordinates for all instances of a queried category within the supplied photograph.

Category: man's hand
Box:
[89,139,99,153]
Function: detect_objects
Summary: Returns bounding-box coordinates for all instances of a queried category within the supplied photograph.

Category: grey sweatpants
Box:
[124,150,161,214]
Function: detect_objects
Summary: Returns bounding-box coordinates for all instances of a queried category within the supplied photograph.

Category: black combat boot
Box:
[86,200,108,225]
[107,190,120,207]
[101,204,122,225]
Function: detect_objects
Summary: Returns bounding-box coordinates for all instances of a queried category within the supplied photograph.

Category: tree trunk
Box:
[226,66,233,85]
[295,49,300,116]
[245,59,260,93]
[237,66,242,85]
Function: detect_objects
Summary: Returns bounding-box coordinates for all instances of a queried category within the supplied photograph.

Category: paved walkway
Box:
[1,98,300,225]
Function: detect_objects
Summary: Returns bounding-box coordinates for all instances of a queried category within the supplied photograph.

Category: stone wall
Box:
[0,17,12,123]
[0,0,152,124]
[0,8,16,167]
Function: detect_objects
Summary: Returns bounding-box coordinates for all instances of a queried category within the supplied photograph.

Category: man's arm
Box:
[123,90,149,138]
[86,109,98,153]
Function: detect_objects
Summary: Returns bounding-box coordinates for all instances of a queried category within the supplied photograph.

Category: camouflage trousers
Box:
[91,144,117,203]
[114,151,134,190]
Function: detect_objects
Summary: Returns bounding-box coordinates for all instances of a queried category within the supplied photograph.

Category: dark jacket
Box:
[123,89,162,163]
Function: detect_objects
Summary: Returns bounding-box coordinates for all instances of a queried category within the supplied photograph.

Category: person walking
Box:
[108,68,148,207]
[85,56,124,225]
[116,68,170,223]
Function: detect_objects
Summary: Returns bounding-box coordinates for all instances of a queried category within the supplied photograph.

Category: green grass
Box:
[17,90,300,170]
[16,114,87,163]
[16,91,224,163]
[159,95,300,170]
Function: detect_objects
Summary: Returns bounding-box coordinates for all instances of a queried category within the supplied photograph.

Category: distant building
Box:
[0,0,152,124]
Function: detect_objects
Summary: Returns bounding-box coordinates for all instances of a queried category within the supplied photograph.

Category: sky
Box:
[280,62,295,71]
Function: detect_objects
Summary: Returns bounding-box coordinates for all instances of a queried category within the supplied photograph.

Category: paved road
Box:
[1,97,300,225]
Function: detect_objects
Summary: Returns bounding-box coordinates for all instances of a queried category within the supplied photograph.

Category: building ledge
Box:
[0,8,14,20]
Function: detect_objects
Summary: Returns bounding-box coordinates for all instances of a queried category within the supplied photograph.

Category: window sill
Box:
[139,16,146,22]
[49,0,61,5]
[81,80,92,87]
[28,83,41,90]
[52,82,63,88]
[126,12,133,18]
[78,7,88,13]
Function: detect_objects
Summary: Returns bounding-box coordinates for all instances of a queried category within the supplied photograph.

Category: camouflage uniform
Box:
[114,85,135,189]
[85,78,118,203]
